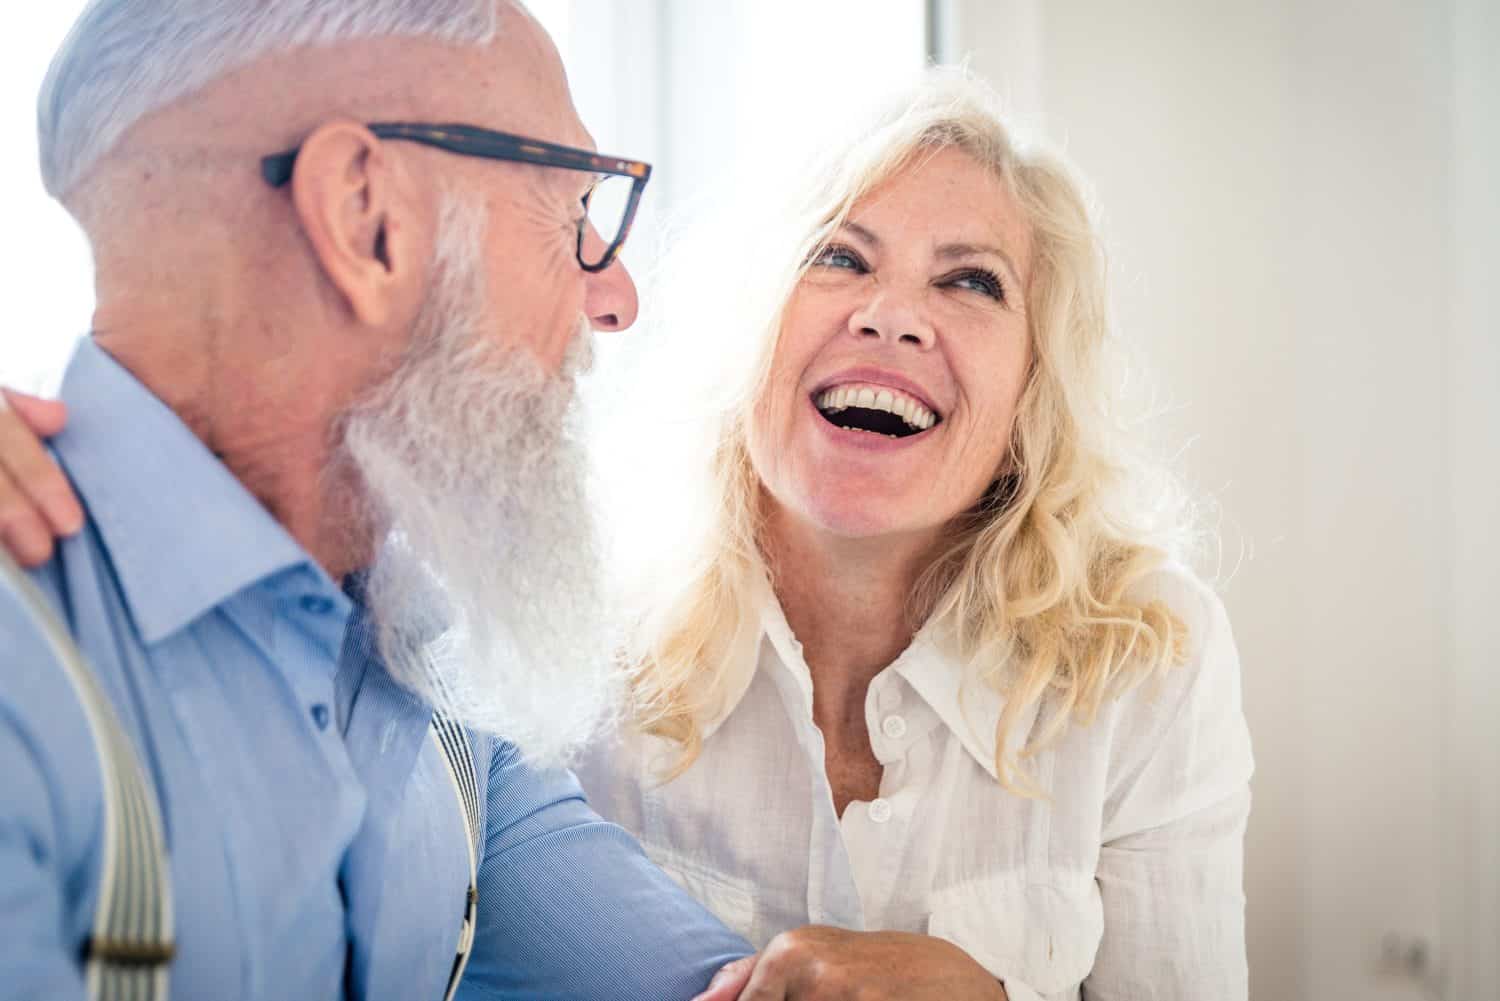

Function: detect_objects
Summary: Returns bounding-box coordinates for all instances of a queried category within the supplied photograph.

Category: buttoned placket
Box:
[835,670,929,928]
[758,630,866,932]
[257,567,358,759]
[290,595,344,732]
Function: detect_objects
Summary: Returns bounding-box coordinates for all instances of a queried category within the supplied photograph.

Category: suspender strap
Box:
[430,712,481,1001]
[0,552,174,1001]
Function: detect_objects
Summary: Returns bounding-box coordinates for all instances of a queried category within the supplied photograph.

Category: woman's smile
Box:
[806,366,947,454]
[749,146,1032,543]
[807,391,940,452]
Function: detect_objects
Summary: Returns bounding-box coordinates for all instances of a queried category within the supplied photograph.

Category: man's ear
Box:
[287,121,424,328]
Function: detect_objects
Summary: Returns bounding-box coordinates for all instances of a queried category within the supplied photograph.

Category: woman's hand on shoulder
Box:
[0,389,80,567]
[692,926,1007,1001]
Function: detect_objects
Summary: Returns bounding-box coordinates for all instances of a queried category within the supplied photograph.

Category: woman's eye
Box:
[812,245,866,272]
[946,269,1006,302]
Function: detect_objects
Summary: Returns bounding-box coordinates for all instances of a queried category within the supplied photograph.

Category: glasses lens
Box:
[581,174,635,267]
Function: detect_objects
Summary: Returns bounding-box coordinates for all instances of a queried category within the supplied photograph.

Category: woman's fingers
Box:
[0,466,62,567]
[0,391,82,566]
[1,389,69,436]
[691,955,760,1001]
[727,954,792,1001]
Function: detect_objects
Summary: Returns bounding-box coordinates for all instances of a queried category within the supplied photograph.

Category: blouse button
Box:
[881,715,908,740]
[868,798,893,823]
[300,595,335,616]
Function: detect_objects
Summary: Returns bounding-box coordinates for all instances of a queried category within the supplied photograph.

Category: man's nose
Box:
[581,226,639,332]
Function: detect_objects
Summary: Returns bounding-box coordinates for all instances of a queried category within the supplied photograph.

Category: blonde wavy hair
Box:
[609,69,1192,795]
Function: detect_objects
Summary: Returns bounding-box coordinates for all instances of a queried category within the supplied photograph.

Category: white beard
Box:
[335,195,617,767]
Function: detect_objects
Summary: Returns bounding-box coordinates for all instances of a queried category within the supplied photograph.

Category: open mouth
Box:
[813,384,942,440]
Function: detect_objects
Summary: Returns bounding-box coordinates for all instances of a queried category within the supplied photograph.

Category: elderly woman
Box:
[0,74,1250,1000]
[580,72,1252,1001]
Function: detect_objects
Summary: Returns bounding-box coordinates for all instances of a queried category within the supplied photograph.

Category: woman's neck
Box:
[762,504,939,724]
[762,503,942,814]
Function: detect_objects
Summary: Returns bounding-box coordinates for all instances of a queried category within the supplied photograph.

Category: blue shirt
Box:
[0,339,750,1001]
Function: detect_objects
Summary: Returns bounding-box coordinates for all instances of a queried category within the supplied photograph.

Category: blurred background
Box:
[3,2,1495,998]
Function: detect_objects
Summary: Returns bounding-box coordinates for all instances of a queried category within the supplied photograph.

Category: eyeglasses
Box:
[261,122,653,273]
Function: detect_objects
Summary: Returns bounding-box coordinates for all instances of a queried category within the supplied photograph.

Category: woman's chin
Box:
[784,493,944,547]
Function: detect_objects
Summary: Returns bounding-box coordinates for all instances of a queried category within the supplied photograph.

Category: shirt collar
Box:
[688,568,791,742]
[890,626,1037,785]
[743,584,1036,784]
[52,338,322,645]
[757,586,813,710]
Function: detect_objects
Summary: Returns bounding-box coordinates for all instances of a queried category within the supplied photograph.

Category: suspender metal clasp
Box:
[84,937,178,967]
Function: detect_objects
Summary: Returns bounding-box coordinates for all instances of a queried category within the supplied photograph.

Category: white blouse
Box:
[574,565,1254,1000]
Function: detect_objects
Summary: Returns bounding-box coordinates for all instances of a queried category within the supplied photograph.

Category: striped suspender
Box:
[0,552,174,1001]
[430,713,481,1001]
[4,549,477,1001]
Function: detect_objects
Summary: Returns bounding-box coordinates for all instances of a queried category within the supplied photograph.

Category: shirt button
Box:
[310,704,331,730]
[881,715,908,740]
[300,595,335,615]
[868,798,893,823]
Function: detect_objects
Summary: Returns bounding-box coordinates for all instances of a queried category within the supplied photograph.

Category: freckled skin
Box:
[747,149,1037,823]
[750,148,1035,550]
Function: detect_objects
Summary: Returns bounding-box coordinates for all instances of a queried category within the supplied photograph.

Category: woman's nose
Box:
[847,288,935,349]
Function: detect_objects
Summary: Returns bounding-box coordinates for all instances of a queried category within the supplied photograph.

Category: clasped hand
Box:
[691,927,1008,1001]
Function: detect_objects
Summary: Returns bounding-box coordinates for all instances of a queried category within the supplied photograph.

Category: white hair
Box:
[39,0,512,199]
[622,69,1196,793]
[339,192,616,767]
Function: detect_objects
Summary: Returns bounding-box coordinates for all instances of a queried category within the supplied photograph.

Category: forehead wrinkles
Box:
[480,3,596,147]
[865,158,1032,287]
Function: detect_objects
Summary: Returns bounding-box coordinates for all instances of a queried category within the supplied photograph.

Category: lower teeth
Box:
[838,426,903,439]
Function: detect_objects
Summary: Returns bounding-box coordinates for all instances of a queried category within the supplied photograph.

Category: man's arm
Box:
[458,739,753,1001]
[0,586,97,1001]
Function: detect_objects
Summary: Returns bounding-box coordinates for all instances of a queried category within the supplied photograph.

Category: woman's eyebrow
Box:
[840,221,881,248]
[936,241,1023,285]
[839,223,1026,287]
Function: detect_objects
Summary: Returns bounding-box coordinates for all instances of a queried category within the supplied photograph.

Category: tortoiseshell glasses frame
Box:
[260,122,653,273]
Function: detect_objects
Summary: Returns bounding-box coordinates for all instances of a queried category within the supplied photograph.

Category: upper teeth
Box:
[815,383,938,431]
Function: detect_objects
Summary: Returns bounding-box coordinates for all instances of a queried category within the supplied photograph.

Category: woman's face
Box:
[748,147,1034,547]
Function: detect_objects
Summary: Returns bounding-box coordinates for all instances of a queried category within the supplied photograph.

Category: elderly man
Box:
[0,1,756,998]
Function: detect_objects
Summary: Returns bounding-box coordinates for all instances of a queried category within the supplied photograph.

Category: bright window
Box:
[0,5,95,390]
[0,3,928,387]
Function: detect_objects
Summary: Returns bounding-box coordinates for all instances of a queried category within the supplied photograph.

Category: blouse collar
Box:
[711,582,1039,785]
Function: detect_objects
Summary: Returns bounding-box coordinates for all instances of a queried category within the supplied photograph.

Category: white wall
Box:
[946,1,1498,998]
[631,0,928,230]
[0,6,94,391]
[1443,0,1500,997]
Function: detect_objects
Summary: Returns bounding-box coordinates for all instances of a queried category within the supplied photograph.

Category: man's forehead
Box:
[466,6,594,149]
